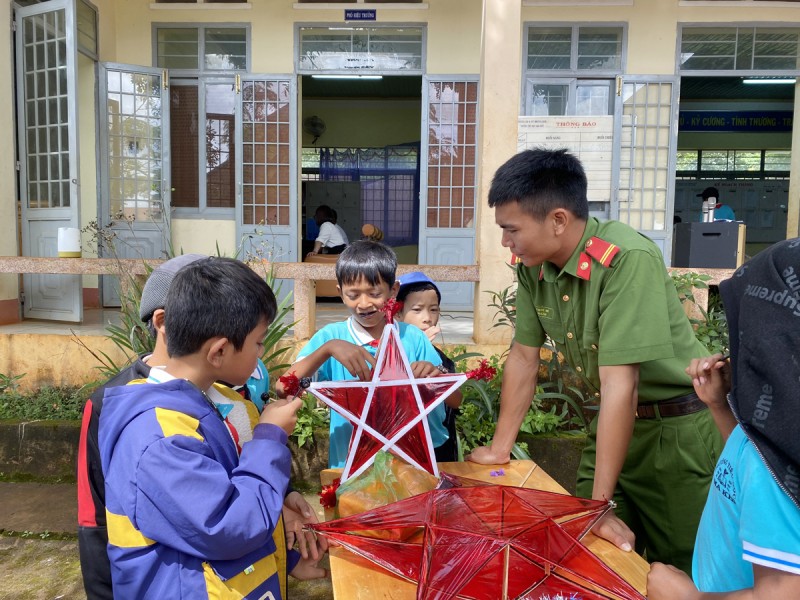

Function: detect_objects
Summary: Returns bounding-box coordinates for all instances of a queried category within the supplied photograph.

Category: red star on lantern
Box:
[307,324,466,482]
[311,473,645,600]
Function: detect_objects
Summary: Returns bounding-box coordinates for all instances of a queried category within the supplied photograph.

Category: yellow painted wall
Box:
[302,99,421,147]
[170,218,238,257]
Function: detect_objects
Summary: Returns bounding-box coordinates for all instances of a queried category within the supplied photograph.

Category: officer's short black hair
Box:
[164,257,277,357]
[488,148,589,221]
[335,240,397,288]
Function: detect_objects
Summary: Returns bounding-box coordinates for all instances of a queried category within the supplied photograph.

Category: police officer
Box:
[468,149,723,575]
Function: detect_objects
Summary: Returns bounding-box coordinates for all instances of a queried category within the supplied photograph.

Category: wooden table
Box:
[320,460,649,598]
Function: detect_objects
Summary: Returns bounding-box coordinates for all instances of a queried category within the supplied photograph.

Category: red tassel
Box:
[382,298,403,324]
[319,477,341,509]
[466,359,497,382]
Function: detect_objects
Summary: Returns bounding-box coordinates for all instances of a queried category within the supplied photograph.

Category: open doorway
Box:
[676,76,793,257]
[299,75,423,273]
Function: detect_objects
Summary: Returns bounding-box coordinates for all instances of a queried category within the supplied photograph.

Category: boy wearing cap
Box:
[698,186,736,221]
[276,240,448,469]
[648,237,800,599]
[77,255,318,600]
[100,257,324,598]
[397,271,462,462]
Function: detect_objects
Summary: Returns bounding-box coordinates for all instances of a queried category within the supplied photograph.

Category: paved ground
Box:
[0,482,333,599]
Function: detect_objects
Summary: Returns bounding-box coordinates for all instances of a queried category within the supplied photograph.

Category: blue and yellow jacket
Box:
[99,378,298,599]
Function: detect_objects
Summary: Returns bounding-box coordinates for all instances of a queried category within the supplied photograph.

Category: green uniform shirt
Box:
[514,217,709,402]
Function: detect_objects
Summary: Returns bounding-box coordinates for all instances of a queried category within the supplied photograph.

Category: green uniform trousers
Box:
[576,408,723,575]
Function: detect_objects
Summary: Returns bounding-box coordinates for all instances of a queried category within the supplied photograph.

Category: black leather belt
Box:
[636,392,707,419]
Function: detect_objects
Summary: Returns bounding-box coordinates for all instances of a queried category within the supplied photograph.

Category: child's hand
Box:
[325,340,376,381]
[258,396,303,435]
[411,361,440,378]
[290,555,329,581]
[647,562,699,600]
[283,491,328,560]
[424,325,441,342]
[685,353,730,410]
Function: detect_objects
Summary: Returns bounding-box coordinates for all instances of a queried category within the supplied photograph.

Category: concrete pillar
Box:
[473,0,522,345]
[787,81,800,239]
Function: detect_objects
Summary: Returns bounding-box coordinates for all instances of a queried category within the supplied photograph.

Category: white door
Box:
[235,76,297,292]
[418,77,479,311]
[614,76,680,261]
[99,64,170,306]
[15,0,82,321]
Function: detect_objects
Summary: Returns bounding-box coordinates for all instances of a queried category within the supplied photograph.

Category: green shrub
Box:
[0,378,87,421]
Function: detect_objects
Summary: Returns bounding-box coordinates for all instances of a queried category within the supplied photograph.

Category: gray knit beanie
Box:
[139,254,207,322]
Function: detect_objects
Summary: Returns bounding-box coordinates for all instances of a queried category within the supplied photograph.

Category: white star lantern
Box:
[308,323,466,482]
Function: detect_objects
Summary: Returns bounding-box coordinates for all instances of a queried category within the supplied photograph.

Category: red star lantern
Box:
[307,324,466,482]
[311,473,645,600]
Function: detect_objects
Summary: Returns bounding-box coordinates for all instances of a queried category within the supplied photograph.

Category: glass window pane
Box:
[205,83,236,208]
[77,0,98,56]
[753,28,800,70]
[528,83,568,116]
[680,28,737,70]
[204,28,247,71]
[527,27,571,70]
[575,82,611,115]
[299,26,423,72]
[676,151,698,171]
[765,150,791,171]
[700,150,730,171]
[157,28,199,69]
[577,27,622,70]
[732,150,761,171]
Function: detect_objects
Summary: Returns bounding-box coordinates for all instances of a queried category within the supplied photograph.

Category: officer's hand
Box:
[590,511,634,553]
[647,562,698,600]
[465,445,510,465]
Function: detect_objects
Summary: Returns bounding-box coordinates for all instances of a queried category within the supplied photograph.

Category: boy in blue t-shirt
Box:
[647,238,800,599]
[276,240,447,468]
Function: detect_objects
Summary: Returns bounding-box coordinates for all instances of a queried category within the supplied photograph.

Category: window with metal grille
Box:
[426,80,478,229]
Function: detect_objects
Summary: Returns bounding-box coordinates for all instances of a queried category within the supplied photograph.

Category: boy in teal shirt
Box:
[276,240,446,468]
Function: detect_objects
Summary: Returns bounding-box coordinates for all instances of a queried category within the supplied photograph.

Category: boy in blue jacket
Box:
[100,257,324,599]
[276,240,447,468]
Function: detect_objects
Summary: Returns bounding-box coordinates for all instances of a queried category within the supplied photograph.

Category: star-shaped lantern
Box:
[311,473,645,600]
[307,323,466,482]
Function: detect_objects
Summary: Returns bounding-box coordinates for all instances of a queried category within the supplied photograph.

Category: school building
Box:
[1,0,799,343]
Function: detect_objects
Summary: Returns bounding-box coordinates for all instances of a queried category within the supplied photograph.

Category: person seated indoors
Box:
[647,238,800,600]
[77,254,320,600]
[306,204,349,256]
[396,271,462,462]
[99,257,327,599]
[276,240,450,468]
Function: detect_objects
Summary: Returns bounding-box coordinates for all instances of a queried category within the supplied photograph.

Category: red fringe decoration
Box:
[319,477,341,509]
[466,359,497,382]
[382,298,403,324]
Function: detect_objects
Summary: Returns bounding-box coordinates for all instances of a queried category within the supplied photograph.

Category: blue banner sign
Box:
[345,9,377,21]
[679,110,793,132]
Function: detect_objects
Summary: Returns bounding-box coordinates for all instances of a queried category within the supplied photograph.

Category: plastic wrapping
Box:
[312,474,645,600]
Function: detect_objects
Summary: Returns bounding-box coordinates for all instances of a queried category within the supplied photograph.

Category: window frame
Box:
[522,23,626,115]
[677,24,800,76]
[154,24,249,216]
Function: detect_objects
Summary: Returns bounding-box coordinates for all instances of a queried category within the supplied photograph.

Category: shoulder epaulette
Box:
[584,236,620,267]
[574,237,621,281]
